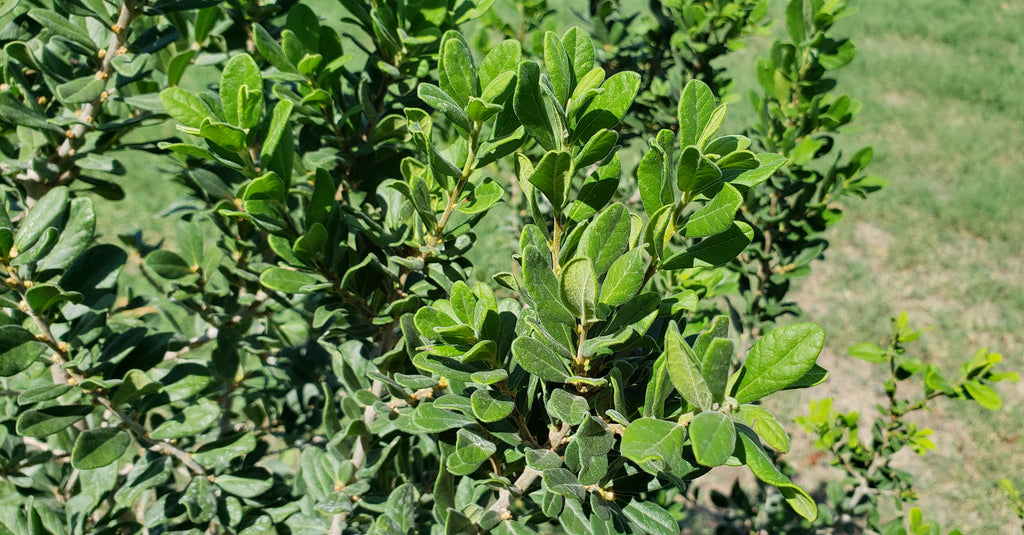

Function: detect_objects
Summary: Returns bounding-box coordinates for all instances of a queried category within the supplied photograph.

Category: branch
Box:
[486,422,572,519]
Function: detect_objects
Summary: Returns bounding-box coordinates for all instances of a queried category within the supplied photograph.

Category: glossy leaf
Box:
[146,250,193,279]
[529,150,573,210]
[470,389,514,422]
[446,429,496,475]
[0,325,46,377]
[737,427,818,520]
[734,323,825,404]
[684,183,743,238]
[522,245,574,326]
[160,87,210,129]
[150,398,220,440]
[623,500,679,535]
[573,71,640,143]
[15,186,68,253]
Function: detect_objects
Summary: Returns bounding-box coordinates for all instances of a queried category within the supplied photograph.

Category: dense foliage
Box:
[0,0,1014,533]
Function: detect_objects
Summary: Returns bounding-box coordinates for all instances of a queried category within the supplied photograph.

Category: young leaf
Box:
[220,53,262,127]
[543,31,571,106]
[678,79,716,148]
[514,61,558,151]
[689,411,736,467]
[479,40,522,90]
[637,130,675,217]
[734,323,825,404]
[528,150,573,210]
[439,36,478,107]
[418,83,473,134]
[573,71,640,143]
[664,321,712,410]
[734,405,791,453]
[559,257,597,323]
[561,27,596,84]
[702,338,733,403]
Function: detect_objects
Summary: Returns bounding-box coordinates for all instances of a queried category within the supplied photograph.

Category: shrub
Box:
[0,1,1011,534]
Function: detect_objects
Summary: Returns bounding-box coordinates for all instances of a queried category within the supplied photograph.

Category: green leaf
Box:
[29,9,95,49]
[678,79,716,148]
[684,183,742,238]
[561,27,596,84]
[574,129,618,170]
[637,130,675,218]
[470,389,514,422]
[16,405,93,437]
[529,150,573,210]
[457,178,504,214]
[734,405,791,453]
[577,203,630,276]
[24,284,80,313]
[112,369,162,405]
[514,60,557,151]
[734,323,825,404]
[543,468,585,501]
[543,32,571,106]
[0,92,60,133]
[690,411,736,467]
[220,53,262,127]
[732,152,786,188]
[480,40,522,90]
[522,245,574,326]
[702,338,733,403]
[418,83,473,133]
[194,433,258,467]
[964,380,1002,410]
[253,23,297,73]
[736,427,817,520]
[15,186,68,253]
[0,325,47,377]
[598,248,645,306]
[260,267,322,293]
[848,342,887,363]
[200,119,247,150]
[150,398,220,439]
[71,428,131,469]
[215,467,274,498]
[38,198,95,273]
[622,500,679,535]
[573,71,640,143]
[410,403,476,433]
[439,36,478,107]
[660,221,753,270]
[664,321,712,410]
[160,87,210,129]
[512,336,570,382]
[17,384,72,405]
[547,388,589,426]
[785,0,809,43]
[620,418,685,472]
[559,257,597,323]
[447,429,496,475]
[677,147,723,198]
[55,76,105,104]
[643,204,674,262]
[146,250,193,279]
